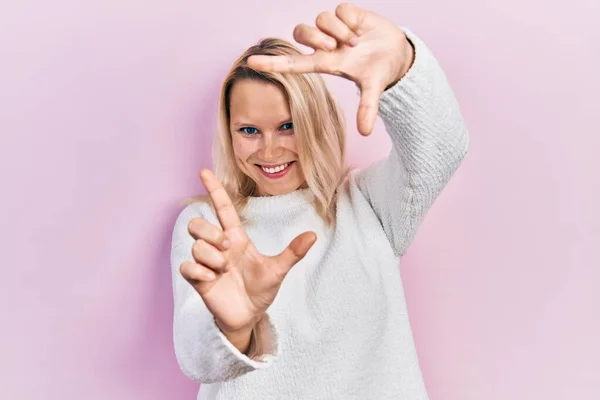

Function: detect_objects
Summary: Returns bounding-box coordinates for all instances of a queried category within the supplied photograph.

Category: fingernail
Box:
[349,36,358,47]
[222,239,231,249]
[325,39,337,50]
[206,271,216,281]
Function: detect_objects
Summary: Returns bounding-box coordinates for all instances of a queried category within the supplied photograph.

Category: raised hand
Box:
[180,169,316,344]
[246,2,415,136]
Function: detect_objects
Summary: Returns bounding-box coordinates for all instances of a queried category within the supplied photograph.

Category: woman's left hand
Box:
[247,2,414,136]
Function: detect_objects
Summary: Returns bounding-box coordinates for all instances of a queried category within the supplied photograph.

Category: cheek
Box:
[281,135,299,155]
[231,137,262,176]
[232,136,255,160]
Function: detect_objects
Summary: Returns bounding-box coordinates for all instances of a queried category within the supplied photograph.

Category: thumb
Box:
[273,231,317,275]
[357,80,384,136]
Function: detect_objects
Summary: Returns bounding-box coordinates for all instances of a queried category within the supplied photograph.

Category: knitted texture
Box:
[170,28,469,400]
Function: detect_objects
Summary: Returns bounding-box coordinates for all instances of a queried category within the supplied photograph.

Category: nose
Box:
[259,131,283,161]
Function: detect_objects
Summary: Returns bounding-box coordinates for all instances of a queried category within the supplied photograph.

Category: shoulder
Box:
[336,164,396,219]
[335,167,376,208]
[343,163,387,198]
[175,199,214,223]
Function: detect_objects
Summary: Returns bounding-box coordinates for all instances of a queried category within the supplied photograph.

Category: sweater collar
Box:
[243,188,314,218]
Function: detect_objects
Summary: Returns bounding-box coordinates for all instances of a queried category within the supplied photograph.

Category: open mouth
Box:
[255,161,296,178]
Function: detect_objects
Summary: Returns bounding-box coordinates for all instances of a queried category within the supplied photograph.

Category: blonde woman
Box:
[170,3,469,399]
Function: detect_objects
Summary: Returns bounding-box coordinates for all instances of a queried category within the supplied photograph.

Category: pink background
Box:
[1,0,599,399]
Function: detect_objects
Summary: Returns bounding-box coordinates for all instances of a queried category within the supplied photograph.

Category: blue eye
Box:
[240,127,258,135]
[280,122,294,131]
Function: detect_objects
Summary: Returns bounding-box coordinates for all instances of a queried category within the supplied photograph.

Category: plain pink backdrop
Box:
[1,0,599,399]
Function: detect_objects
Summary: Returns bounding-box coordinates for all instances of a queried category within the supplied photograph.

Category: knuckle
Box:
[315,11,331,27]
[180,261,193,279]
[335,2,352,16]
[292,24,308,41]
[315,53,335,74]
[189,266,204,281]
[286,56,296,70]
[191,239,205,259]
[215,202,233,214]
[316,61,331,74]
[179,261,187,275]
[192,239,227,269]
[356,10,366,27]
[188,217,205,233]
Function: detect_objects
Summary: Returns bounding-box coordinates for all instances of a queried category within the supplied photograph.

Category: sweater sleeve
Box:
[170,202,279,384]
[353,28,470,257]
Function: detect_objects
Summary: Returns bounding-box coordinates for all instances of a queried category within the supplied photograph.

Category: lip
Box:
[255,161,295,179]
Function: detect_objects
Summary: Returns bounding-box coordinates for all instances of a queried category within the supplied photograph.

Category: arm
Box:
[170,203,279,383]
[353,28,470,256]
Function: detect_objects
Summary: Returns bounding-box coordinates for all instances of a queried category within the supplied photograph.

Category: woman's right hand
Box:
[179,169,316,350]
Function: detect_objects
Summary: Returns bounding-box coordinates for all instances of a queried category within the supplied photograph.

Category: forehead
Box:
[229,80,290,124]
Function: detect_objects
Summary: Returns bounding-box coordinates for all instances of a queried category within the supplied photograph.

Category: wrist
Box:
[386,34,415,90]
[227,328,254,354]
[215,318,258,355]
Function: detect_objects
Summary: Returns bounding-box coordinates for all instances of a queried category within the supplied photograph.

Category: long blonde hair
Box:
[188,38,349,225]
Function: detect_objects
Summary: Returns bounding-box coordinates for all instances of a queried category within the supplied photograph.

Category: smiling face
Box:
[229,79,306,196]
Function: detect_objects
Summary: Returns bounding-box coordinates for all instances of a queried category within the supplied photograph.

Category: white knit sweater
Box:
[170,28,469,400]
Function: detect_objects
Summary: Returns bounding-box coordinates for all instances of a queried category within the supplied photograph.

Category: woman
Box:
[170,3,469,399]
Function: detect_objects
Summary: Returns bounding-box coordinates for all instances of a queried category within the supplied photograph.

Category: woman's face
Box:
[229,79,306,196]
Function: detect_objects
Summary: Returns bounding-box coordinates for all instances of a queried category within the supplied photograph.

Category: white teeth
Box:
[261,162,290,174]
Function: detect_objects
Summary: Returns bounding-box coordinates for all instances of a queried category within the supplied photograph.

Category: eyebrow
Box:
[231,118,292,127]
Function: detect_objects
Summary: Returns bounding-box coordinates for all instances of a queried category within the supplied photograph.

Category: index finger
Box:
[199,169,242,230]
[247,54,319,74]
